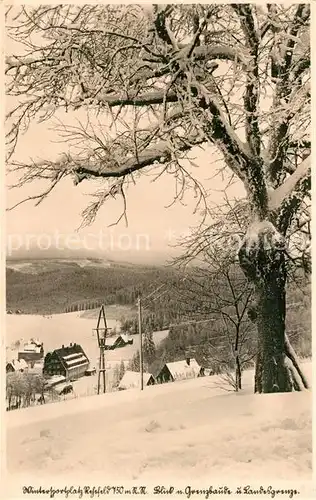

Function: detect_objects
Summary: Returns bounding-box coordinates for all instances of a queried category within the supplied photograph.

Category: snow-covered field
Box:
[6,312,169,369]
[6,312,169,399]
[5,362,312,497]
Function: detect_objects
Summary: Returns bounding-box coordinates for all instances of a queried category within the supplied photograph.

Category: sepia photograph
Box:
[3,2,312,498]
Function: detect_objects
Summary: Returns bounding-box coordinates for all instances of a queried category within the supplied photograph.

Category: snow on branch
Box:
[269,155,311,212]
[8,132,206,189]
[88,89,178,108]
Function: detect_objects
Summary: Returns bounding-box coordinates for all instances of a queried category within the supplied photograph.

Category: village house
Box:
[156,358,202,384]
[6,358,28,373]
[118,370,155,390]
[104,334,133,351]
[18,338,44,367]
[43,343,89,380]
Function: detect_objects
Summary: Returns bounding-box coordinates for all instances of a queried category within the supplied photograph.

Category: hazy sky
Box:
[7,119,245,263]
[5,17,245,264]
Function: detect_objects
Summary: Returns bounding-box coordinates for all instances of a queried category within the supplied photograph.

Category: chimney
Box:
[70,343,73,347]
[62,344,64,349]
[186,358,191,366]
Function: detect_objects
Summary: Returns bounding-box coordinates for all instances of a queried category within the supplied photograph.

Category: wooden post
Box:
[98,343,106,394]
[95,304,108,394]
[137,297,144,391]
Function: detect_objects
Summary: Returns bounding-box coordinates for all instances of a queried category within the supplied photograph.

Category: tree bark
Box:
[235,355,242,391]
[238,223,295,393]
[254,349,263,393]
[255,264,293,393]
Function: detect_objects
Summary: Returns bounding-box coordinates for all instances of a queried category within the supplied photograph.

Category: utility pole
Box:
[94,304,111,394]
[137,296,144,391]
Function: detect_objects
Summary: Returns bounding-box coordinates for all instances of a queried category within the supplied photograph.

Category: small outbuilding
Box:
[118,370,155,390]
[85,367,96,376]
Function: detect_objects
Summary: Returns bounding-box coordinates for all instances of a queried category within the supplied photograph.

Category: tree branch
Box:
[269,155,311,212]
[232,4,260,156]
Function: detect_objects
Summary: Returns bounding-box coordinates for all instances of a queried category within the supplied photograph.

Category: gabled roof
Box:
[118,334,133,344]
[119,370,155,390]
[50,344,89,370]
[105,338,117,347]
[19,343,42,354]
[7,359,28,371]
[164,358,201,381]
[104,334,133,349]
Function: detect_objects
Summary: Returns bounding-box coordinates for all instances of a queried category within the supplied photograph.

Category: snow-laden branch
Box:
[84,89,179,107]
[232,4,260,157]
[196,81,267,217]
[269,155,311,212]
[9,133,206,186]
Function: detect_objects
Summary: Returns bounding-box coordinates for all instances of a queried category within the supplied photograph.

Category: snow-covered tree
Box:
[128,350,140,372]
[143,330,156,369]
[172,241,256,390]
[6,5,310,393]
[119,359,126,381]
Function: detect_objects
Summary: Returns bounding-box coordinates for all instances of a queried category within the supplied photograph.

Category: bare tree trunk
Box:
[254,347,263,393]
[255,261,294,393]
[239,232,294,393]
[235,355,242,390]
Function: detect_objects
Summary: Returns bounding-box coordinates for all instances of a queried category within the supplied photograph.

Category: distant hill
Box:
[6,258,178,315]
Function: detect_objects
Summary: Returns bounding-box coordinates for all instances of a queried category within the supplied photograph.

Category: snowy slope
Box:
[6,312,168,367]
[6,363,312,495]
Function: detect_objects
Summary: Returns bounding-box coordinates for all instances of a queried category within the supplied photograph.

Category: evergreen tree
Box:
[143,331,156,368]
[119,360,125,380]
[112,364,121,389]
[128,350,140,371]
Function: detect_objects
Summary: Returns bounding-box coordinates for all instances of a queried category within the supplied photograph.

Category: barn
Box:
[118,371,155,390]
[43,343,89,380]
[156,358,201,384]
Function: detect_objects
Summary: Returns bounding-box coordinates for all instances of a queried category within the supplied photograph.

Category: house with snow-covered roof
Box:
[118,370,155,390]
[104,333,133,350]
[156,358,202,384]
[18,338,44,366]
[43,343,89,381]
[6,358,28,373]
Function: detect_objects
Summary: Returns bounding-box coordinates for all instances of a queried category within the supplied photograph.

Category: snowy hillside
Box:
[6,362,312,496]
[6,312,168,369]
